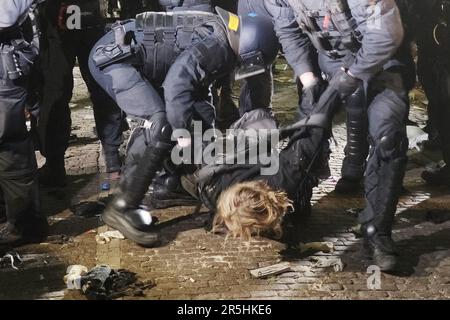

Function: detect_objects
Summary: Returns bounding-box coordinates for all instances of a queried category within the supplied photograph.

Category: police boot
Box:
[336,88,368,194]
[422,163,450,186]
[102,146,166,247]
[149,173,200,209]
[0,217,48,248]
[362,135,408,272]
[362,223,398,272]
[39,156,67,188]
[102,113,174,247]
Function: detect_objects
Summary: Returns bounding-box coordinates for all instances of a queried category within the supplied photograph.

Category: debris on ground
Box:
[346,208,362,217]
[311,257,345,272]
[71,201,106,218]
[407,125,429,151]
[95,230,125,244]
[64,265,89,290]
[399,217,412,224]
[65,265,155,300]
[249,262,292,279]
[297,242,334,254]
[349,224,363,237]
[426,210,450,224]
[0,252,23,270]
[43,234,73,245]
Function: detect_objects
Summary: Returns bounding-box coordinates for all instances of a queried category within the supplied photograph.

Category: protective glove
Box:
[300,78,327,117]
[329,68,362,99]
[303,78,327,105]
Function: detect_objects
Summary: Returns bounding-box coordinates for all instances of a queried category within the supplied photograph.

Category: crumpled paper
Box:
[95,230,125,244]
[64,265,89,290]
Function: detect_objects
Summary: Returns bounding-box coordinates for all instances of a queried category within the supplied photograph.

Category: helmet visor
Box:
[235,50,266,81]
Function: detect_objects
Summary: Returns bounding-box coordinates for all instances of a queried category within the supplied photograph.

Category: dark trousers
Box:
[0,76,41,228]
[39,23,124,172]
[417,53,450,164]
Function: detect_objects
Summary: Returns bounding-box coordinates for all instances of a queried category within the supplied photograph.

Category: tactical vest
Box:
[287,0,362,59]
[158,0,212,12]
[135,11,222,83]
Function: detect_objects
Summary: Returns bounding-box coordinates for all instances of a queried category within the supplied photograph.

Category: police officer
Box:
[0,0,48,247]
[38,0,125,188]
[266,0,408,271]
[237,0,278,116]
[413,0,450,186]
[89,8,279,247]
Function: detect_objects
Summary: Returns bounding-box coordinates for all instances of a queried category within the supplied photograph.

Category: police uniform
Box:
[89,9,278,247]
[237,0,277,115]
[0,0,47,246]
[266,0,409,271]
[412,0,450,185]
[89,12,236,246]
[38,0,125,187]
[158,0,213,12]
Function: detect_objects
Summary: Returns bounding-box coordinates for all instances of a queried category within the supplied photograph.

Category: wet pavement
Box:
[0,60,449,300]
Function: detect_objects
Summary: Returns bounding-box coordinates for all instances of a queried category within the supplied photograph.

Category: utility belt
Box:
[57,0,105,30]
[0,40,38,81]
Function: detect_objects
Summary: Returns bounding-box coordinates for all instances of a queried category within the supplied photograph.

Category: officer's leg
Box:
[39,26,78,187]
[335,87,369,193]
[239,68,273,116]
[78,28,124,174]
[0,81,47,246]
[213,74,240,130]
[0,189,5,223]
[417,54,440,147]
[362,71,409,271]
[421,61,450,185]
[90,57,171,247]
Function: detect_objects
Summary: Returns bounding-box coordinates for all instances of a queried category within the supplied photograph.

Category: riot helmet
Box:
[216,7,279,80]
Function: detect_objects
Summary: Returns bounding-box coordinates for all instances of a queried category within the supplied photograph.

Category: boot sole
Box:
[102,208,160,248]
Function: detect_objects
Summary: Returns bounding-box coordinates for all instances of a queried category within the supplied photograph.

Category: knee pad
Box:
[145,112,173,150]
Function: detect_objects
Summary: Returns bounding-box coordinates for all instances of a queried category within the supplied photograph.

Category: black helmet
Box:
[216,7,279,80]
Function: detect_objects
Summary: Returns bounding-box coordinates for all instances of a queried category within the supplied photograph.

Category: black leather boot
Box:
[102,146,167,247]
[362,224,398,272]
[149,173,200,209]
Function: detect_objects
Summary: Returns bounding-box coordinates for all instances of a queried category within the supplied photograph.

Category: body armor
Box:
[287,0,362,59]
[136,11,223,83]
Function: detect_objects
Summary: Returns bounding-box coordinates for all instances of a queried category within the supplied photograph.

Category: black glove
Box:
[329,68,362,99]
[300,79,327,117]
[303,79,327,105]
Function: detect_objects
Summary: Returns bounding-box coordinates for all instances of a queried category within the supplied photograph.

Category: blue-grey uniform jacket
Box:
[91,16,236,130]
[264,0,404,82]
[0,0,35,30]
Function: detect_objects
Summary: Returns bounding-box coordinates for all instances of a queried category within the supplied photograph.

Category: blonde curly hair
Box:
[213,181,293,240]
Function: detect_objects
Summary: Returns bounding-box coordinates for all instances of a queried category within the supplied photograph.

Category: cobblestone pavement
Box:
[0,62,449,300]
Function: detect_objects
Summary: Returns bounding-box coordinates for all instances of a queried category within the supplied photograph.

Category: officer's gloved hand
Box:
[329,68,362,99]
[302,78,327,107]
